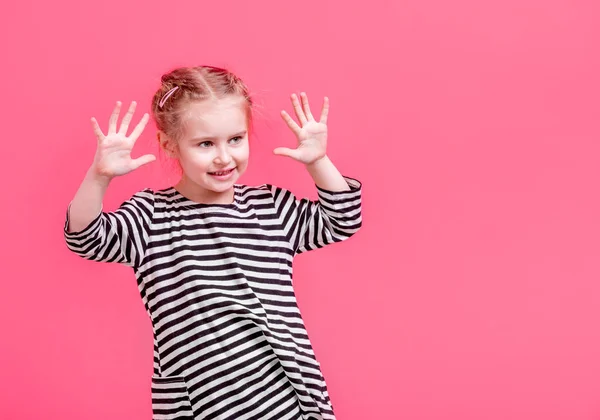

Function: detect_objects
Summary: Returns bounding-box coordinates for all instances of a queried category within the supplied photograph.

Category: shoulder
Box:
[234,183,294,207]
[128,188,157,204]
[234,183,273,196]
[119,188,157,218]
[236,183,291,198]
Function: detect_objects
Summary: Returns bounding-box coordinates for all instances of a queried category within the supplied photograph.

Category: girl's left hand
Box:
[275,92,329,165]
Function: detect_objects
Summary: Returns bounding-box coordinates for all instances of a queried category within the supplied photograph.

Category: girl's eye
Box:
[198,141,212,148]
[229,136,242,144]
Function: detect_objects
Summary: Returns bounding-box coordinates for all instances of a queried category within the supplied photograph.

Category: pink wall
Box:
[1,0,600,419]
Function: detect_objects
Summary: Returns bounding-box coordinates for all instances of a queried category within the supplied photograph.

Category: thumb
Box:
[273,147,302,161]
[131,154,157,170]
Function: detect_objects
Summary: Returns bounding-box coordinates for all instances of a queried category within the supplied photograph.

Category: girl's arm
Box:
[272,93,362,255]
[64,101,156,268]
[67,168,110,233]
[67,101,154,233]
[305,155,350,193]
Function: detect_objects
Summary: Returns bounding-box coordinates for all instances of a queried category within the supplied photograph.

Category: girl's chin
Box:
[204,173,239,190]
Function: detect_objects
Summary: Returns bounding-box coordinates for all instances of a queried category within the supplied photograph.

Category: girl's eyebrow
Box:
[190,130,247,142]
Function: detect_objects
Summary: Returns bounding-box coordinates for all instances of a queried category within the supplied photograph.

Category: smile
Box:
[208,168,236,179]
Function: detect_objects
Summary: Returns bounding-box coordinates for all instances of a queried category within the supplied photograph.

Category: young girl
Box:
[64,66,362,420]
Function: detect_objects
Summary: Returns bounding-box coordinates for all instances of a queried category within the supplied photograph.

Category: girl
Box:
[64,66,362,420]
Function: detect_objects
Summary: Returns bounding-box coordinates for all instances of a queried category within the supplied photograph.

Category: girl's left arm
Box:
[272,92,362,255]
[305,155,350,192]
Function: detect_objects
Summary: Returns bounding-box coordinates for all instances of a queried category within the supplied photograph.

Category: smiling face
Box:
[161,95,250,204]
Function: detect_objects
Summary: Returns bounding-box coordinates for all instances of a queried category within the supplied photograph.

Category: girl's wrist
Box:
[305,154,329,169]
[86,165,113,187]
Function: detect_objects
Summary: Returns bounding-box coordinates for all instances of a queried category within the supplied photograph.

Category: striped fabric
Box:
[64,177,362,420]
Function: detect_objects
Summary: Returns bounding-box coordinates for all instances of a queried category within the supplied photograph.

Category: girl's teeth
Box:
[212,169,233,175]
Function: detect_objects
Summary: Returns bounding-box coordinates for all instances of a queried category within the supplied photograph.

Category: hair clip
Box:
[159,86,179,108]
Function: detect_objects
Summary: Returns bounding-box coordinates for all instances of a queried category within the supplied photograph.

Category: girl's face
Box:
[170,96,250,202]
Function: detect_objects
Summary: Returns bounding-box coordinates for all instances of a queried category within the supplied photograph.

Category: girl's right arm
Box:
[66,167,111,233]
[64,101,156,267]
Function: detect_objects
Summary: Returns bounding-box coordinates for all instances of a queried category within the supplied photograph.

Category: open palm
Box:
[275,92,329,165]
[91,101,155,178]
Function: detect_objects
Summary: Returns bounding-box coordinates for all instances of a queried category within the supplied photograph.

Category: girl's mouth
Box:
[208,168,236,179]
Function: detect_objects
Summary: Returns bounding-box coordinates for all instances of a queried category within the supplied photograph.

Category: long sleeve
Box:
[63,189,155,268]
[270,176,362,255]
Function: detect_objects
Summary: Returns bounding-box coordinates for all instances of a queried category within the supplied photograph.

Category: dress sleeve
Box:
[269,177,362,255]
[63,189,155,268]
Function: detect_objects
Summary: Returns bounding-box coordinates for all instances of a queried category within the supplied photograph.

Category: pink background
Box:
[1,0,600,419]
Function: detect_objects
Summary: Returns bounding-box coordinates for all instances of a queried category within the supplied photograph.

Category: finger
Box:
[108,101,122,135]
[129,113,150,143]
[300,92,314,121]
[131,154,156,170]
[320,97,330,124]
[90,117,105,142]
[118,101,137,135]
[291,94,307,125]
[273,147,302,161]
[280,110,301,136]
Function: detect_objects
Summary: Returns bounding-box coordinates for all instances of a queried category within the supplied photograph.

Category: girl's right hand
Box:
[90,101,156,179]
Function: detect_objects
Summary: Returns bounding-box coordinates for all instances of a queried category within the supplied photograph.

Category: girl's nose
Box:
[214,147,232,165]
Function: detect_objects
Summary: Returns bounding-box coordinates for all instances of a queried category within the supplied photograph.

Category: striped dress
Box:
[64,176,362,420]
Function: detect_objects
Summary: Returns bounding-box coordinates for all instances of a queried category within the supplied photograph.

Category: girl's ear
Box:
[157,131,178,159]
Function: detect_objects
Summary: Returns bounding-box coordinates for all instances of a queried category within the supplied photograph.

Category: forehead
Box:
[180,96,248,139]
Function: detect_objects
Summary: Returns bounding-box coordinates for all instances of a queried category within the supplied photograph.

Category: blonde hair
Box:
[151,66,253,143]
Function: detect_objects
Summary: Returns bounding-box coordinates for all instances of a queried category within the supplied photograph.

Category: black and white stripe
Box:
[64,177,362,420]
